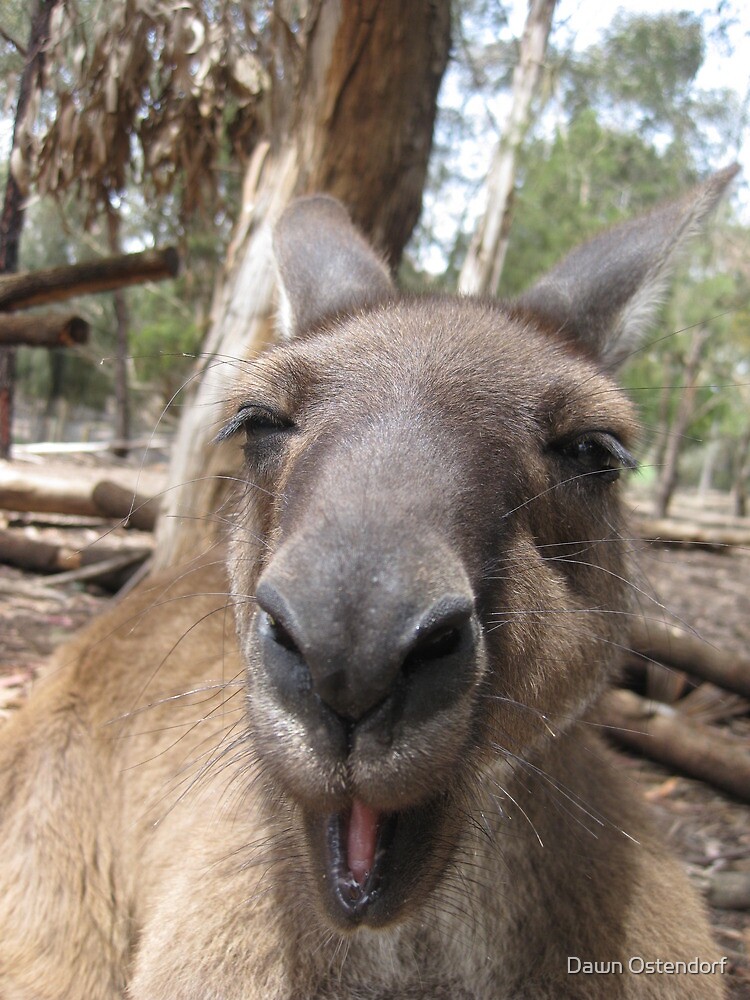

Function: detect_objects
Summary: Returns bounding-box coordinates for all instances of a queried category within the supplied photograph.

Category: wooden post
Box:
[0,246,179,311]
[0,312,89,347]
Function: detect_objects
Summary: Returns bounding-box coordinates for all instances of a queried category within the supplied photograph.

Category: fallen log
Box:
[14,437,172,455]
[598,688,750,802]
[92,480,160,531]
[705,871,750,911]
[634,516,750,549]
[42,550,152,589]
[0,246,179,311]
[0,465,160,527]
[0,528,151,576]
[0,466,101,517]
[630,618,750,700]
[0,312,89,347]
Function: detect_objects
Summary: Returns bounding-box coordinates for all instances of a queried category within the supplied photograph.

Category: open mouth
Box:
[325,799,398,922]
[308,792,452,929]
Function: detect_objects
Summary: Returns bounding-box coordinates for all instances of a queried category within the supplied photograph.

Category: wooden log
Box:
[13,437,171,455]
[706,871,750,911]
[92,480,159,531]
[634,515,750,549]
[631,618,750,700]
[0,247,179,312]
[0,465,100,517]
[598,688,750,802]
[0,465,160,527]
[0,312,89,347]
[43,550,151,589]
[0,528,151,575]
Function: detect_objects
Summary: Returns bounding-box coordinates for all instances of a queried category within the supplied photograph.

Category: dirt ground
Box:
[621,542,750,998]
[0,469,748,996]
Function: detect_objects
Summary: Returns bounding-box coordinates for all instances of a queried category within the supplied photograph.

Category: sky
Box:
[546,0,750,96]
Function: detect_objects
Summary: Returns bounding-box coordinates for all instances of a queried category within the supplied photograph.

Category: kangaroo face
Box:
[225,295,636,928]
[220,174,735,931]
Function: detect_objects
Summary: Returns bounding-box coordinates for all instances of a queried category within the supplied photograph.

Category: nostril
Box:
[256,581,305,660]
[266,613,301,656]
[403,597,474,672]
[404,624,462,667]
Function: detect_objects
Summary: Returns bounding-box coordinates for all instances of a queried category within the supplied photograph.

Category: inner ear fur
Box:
[273,195,394,339]
[515,165,739,370]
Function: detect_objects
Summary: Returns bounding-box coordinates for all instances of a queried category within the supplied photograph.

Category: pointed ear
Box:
[273,195,394,338]
[515,165,739,369]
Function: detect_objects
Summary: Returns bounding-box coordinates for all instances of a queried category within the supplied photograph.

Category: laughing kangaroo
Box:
[0,167,738,999]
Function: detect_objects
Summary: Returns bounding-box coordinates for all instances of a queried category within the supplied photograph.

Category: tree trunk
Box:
[634,516,750,550]
[154,0,451,570]
[650,351,678,476]
[0,528,151,576]
[0,0,60,458]
[732,425,750,518]
[106,206,131,458]
[697,428,719,497]
[653,326,710,518]
[457,0,557,296]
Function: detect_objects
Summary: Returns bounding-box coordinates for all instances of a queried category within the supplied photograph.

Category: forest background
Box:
[1,0,749,535]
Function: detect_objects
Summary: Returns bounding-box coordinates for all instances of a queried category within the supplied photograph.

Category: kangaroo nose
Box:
[255,580,475,722]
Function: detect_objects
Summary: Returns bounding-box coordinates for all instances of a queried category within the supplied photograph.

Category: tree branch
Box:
[0,25,27,56]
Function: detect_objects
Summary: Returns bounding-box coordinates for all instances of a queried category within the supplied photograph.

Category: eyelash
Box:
[554,432,638,483]
[216,405,294,444]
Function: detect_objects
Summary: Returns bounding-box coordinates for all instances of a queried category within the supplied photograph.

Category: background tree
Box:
[458,0,556,295]
[0,0,60,458]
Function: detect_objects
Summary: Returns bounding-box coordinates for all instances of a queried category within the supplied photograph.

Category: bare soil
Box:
[0,472,748,996]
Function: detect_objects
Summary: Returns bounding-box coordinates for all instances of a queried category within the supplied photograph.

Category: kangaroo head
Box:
[219,171,736,931]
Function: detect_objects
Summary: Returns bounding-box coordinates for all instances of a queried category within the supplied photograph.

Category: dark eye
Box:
[557,432,637,484]
[216,404,294,445]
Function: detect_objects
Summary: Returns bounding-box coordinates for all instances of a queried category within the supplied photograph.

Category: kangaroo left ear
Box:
[273,195,394,339]
[515,165,739,370]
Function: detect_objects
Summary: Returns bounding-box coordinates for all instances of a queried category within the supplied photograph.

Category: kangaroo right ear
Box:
[273,195,394,338]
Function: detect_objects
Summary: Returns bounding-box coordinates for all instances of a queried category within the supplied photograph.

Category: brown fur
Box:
[0,177,736,998]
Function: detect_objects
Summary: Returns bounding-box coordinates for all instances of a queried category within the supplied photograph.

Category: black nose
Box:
[255,580,476,722]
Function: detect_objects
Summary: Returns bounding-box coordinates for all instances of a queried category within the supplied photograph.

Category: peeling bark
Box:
[458,0,556,296]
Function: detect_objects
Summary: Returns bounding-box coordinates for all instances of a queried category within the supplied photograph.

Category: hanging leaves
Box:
[17,0,271,224]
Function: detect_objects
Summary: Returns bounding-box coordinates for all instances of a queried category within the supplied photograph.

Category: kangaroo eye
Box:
[557,432,637,483]
[216,404,294,443]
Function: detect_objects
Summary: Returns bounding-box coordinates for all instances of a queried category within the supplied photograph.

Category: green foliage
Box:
[12,194,222,422]
[561,10,741,170]
[500,109,677,296]
[16,341,111,410]
[131,314,203,403]
[563,11,704,138]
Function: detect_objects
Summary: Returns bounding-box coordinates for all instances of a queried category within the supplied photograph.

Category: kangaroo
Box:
[0,168,737,1000]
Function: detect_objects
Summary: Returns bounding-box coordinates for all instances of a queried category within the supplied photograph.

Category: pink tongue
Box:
[347,799,380,886]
